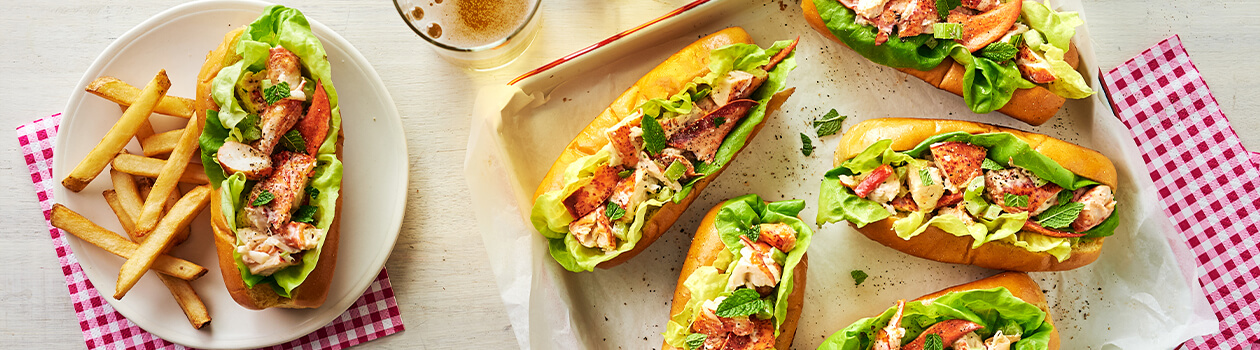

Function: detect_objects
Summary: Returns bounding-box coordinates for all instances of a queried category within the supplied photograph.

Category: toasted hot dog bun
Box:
[911,272,1060,349]
[662,201,808,350]
[802,0,1082,126]
[834,118,1115,271]
[532,27,795,268]
[199,28,343,309]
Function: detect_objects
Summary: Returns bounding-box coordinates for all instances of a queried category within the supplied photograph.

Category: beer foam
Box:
[415,0,534,49]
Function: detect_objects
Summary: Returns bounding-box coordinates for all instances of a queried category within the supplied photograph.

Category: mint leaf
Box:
[641,114,667,155]
[617,169,633,178]
[280,129,306,153]
[1036,201,1085,229]
[919,168,934,186]
[238,114,262,141]
[251,190,274,206]
[605,202,626,221]
[306,186,320,200]
[714,116,726,127]
[263,81,291,105]
[925,333,944,350]
[980,42,1019,62]
[813,109,847,137]
[800,133,814,156]
[1004,193,1030,208]
[981,158,1006,170]
[935,0,961,19]
[1057,189,1073,205]
[851,270,868,285]
[933,23,963,39]
[742,224,760,242]
[293,205,318,223]
[684,333,707,350]
[715,289,763,318]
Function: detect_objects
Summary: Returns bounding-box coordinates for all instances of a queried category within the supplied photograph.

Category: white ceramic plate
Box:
[51,1,407,348]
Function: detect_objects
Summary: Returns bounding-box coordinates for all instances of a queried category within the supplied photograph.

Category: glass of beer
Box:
[393,0,542,71]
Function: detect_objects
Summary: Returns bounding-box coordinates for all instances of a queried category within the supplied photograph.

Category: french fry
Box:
[49,204,205,280]
[137,179,190,245]
[116,184,211,299]
[119,105,157,142]
[140,128,184,157]
[86,76,195,118]
[111,153,209,184]
[105,181,210,328]
[136,110,206,235]
[63,70,171,192]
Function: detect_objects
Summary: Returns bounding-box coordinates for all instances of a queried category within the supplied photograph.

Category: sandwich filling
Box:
[811,0,1094,114]
[817,288,1055,350]
[818,131,1118,262]
[663,195,813,350]
[531,39,798,272]
[199,6,343,297]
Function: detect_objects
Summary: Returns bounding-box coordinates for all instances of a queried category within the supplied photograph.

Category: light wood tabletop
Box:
[1,0,1256,349]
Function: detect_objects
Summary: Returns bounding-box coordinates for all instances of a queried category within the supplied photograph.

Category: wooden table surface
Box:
[2,0,1256,349]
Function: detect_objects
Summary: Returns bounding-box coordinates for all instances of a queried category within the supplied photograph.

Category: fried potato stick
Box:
[63,70,171,192]
[87,76,195,118]
[135,111,206,235]
[115,184,211,299]
[140,128,184,157]
[49,204,205,280]
[111,153,209,185]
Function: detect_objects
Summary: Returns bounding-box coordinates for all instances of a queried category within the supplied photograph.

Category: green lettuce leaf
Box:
[198,5,343,297]
[956,50,1036,114]
[898,132,1099,190]
[664,194,813,347]
[1021,0,1083,52]
[1038,43,1095,99]
[533,40,797,272]
[818,287,1054,350]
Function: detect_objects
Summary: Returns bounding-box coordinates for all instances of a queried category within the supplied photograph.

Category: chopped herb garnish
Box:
[1037,201,1085,229]
[251,190,274,206]
[684,333,707,350]
[800,133,814,156]
[263,81,291,105]
[935,0,961,19]
[713,116,726,127]
[239,114,262,141]
[1004,193,1030,208]
[306,186,320,200]
[979,42,1019,62]
[925,333,945,350]
[605,202,626,221]
[981,158,1006,170]
[280,129,306,153]
[851,270,868,285]
[813,109,847,137]
[919,168,935,186]
[293,205,318,223]
[641,114,667,155]
[715,288,764,318]
[742,224,761,242]
[617,169,633,178]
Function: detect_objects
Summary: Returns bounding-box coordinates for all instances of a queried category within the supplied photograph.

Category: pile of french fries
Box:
[52,70,214,329]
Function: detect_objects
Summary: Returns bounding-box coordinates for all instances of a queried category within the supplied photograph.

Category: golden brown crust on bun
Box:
[915,272,1060,349]
[662,202,808,350]
[832,118,1114,271]
[801,0,1080,126]
[200,28,342,309]
[532,27,794,269]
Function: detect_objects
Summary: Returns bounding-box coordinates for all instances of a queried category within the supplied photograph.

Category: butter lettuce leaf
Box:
[533,40,797,272]
[818,287,1054,350]
[199,5,343,297]
[1021,0,1083,52]
[1039,44,1095,99]
[665,194,813,346]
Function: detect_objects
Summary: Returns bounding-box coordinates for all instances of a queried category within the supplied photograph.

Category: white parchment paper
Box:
[464,0,1219,348]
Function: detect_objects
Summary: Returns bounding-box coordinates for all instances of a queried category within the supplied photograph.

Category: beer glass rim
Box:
[392,0,542,52]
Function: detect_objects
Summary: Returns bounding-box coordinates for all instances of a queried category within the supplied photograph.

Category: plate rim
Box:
[51,0,408,348]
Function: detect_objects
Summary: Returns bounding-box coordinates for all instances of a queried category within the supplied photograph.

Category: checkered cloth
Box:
[1101,35,1260,349]
[16,114,405,349]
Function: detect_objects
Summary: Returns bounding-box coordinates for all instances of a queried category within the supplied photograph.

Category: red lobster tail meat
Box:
[758,222,798,252]
[854,164,895,198]
[930,141,987,190]
[764,37,799,72]
[254,99,305,156]
[894,0,939,38]
[901,319,985,350]
[667,99,758,163]
[562,165,622,218]
[247,151,318,231]
[296,81,331,156]
[1023,220,1086,238]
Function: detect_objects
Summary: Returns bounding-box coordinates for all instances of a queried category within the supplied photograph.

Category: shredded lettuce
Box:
[817,287,1055,350]
[818,132,1115,260]
[197,5,342,297]
[663,194,813,347]
[532,40,797,272]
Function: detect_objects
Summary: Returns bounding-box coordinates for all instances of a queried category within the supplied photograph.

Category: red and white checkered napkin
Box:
[15,114,405,350]
[1100,35,1260,349]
